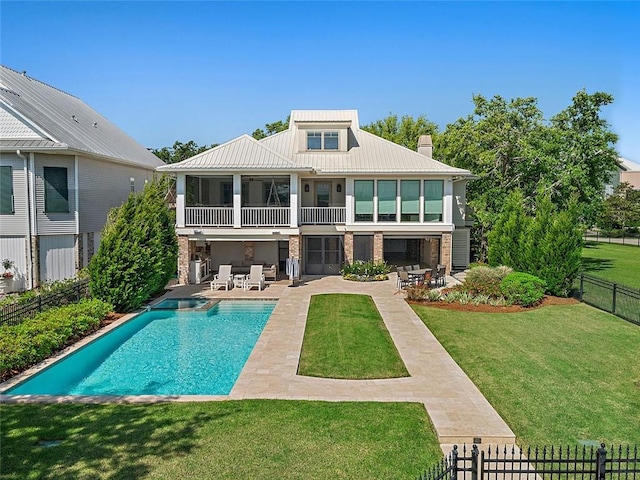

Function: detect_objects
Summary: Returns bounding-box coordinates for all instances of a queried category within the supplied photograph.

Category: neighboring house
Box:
[0,65,164,291]
[605,157,640,195]
[157,110,474,285]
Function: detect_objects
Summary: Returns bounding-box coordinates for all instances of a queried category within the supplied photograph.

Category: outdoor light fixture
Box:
[336,183,342,193]
[304,184,310,192]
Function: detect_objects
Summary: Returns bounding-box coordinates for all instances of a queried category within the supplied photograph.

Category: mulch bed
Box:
[407,295,579,313]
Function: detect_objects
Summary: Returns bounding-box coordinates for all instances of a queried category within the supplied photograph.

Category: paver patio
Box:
[171,274,515,446]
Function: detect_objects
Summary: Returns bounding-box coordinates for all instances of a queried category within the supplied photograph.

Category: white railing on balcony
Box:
[300,207,346,224]
[241,207,290,226]
[185,207,233,226]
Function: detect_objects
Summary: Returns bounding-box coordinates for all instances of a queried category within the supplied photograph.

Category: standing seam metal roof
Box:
[0,65,163,169]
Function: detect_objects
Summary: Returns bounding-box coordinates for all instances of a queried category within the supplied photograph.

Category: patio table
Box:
[233,274,247,289]
[407,269,432,285]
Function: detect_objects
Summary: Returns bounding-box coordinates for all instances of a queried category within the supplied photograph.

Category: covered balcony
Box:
[183,174,292,227]
[299,178,346,225]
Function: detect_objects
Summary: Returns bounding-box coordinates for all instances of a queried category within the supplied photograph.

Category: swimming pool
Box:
[5,300,276,396]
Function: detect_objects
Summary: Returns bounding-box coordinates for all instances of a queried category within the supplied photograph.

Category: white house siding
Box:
[77,156,155,234]
[0,153,29,235]
[452,228,470,270]
[0,236,27,289]
[39,234,76,282]
[34,153,77,235]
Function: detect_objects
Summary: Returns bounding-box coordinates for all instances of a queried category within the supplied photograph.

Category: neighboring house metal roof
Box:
[0,65,163,169]
[619,157,640,172]
[157,134,312,172]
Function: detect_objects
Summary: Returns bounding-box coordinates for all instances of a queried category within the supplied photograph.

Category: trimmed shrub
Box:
[499,272,546,307]
[462,265,513,297]
[0,299,112,380]
[341,260,390,281]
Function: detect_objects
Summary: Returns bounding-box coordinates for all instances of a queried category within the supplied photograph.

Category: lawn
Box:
[582,242,640,289]
[412,303,640,446]
[0,400,441,480]
[298,293,409,379]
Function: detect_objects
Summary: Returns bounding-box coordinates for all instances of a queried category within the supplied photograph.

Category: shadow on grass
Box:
[581,257,614,273]
[0,403,228,480]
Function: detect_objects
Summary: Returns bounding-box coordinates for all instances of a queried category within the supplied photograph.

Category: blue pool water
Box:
[6,300,276,396]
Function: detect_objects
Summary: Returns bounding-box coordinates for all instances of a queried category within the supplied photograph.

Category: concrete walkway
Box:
[203,275,515,445]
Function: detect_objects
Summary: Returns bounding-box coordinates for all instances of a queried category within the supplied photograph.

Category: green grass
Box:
[0,400,441,480]
[582,242,640,289]
[412,303,640,446]
[298,294,409,379]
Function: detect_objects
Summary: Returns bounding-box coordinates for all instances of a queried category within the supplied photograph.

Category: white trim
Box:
[176,174,185,228]
[74,155,79,234]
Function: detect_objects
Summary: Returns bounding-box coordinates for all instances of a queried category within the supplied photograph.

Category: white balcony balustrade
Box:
[185,207,233,226]
[300,207,346,224]
[241,207,290,226]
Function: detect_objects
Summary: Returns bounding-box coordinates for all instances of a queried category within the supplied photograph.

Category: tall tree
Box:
[89,177,178,312]
[252,116,290,140]
[545,90,619,225]
[437,91,618,260]
[152,140,216,164]
[361,114,438,151]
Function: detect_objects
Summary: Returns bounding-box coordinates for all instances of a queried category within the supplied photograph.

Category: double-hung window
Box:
[377,180,397,222]
[307,131,339,151]
[43,166,69,213]
[424,180,443,222]
[0,166,13,214]
[354,180,374,222]
[401,180,420,222]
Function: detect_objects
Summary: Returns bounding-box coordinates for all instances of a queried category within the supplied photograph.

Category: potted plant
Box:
[2,258,14,279]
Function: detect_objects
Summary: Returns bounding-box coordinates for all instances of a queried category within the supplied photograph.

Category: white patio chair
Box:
[210,265,233,290]
[244,265,265,291]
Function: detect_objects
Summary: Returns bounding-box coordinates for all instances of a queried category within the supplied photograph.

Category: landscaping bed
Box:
[407,295,579,313]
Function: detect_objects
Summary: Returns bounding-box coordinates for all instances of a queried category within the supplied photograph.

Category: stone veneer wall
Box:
[244,241,255,263]
[373,232,384,263]
[344,232,354,265]
[75,234,84,270]
[87,232,95,264]
[177,236,190,284]
[31,235,39,288]
[440,233,452,274]
[289,234,301,260]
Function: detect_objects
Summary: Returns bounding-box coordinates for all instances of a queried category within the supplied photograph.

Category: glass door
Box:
[316,182,331,207]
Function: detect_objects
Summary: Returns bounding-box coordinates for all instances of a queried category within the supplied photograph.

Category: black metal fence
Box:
[576,274,640,326]
[584,231,640,247]
[0,278,90,327]
[419,443,639,480]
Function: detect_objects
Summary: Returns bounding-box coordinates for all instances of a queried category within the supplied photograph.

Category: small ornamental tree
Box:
[89,177,177,312]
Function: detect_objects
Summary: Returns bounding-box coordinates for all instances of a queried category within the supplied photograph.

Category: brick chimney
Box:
[417,135,433,158]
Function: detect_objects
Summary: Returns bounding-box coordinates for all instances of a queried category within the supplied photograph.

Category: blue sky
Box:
[2,1,639,160]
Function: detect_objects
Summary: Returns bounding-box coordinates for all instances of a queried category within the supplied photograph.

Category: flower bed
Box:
[341,260,390,282]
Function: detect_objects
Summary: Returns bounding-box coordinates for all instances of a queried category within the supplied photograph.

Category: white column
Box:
[74,156,79,234]
[419,179,424,223]
[396,179,401,223]
[373,179,378,223]
[289,173,298,228]
[443,178,453,224]
[345,178,354,224]
[233,173,242,228]
[176,174,185,228]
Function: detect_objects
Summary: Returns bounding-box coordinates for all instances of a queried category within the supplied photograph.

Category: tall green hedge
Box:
[0,299,112,380]
[488,192,582,297]
[89,178,177,312]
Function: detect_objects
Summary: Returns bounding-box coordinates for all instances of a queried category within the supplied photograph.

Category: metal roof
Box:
[262,119,471,175]
[157,134,312,172]
[0,65,163,169]
[290,109,359,128]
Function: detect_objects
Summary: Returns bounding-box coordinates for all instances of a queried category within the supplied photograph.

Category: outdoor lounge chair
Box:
[244,265,265,291]
[211,265,233,290]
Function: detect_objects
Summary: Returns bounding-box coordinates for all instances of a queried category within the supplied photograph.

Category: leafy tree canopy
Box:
[598,182,640,230]
[361,114,439,152]
[152,140,217,164]
[436,90,618,260]
[252,116,290,140]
